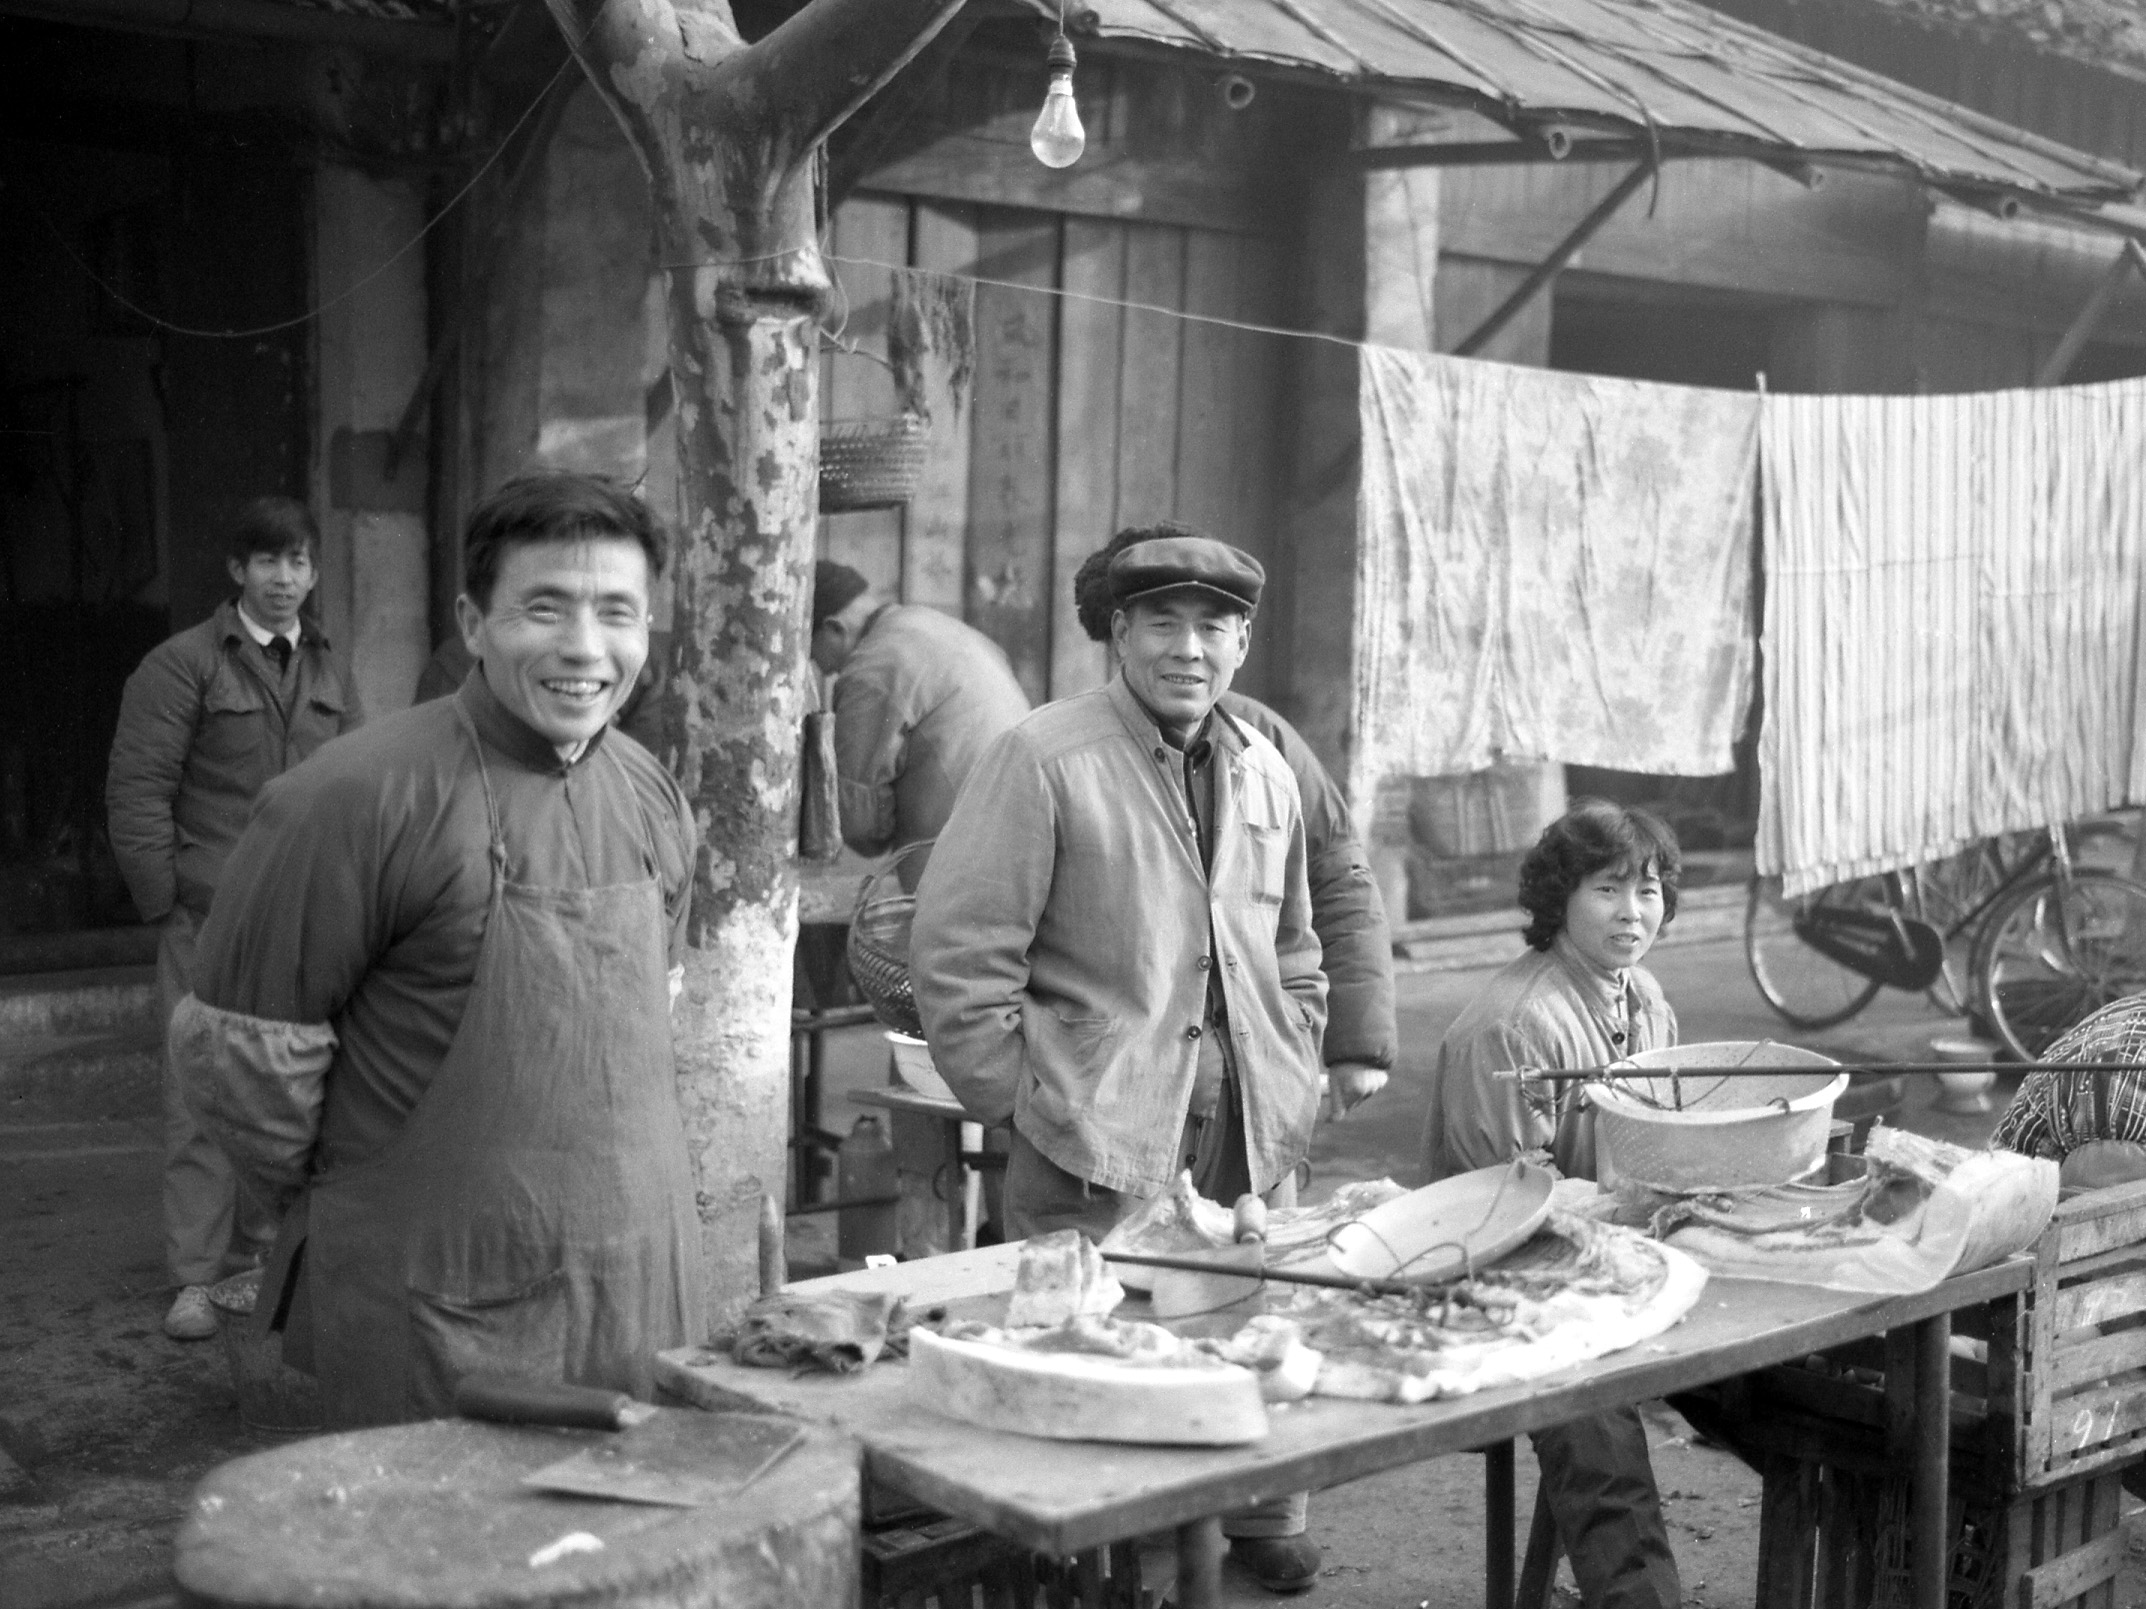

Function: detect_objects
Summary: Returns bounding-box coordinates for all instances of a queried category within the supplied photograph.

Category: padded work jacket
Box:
[107,600,362,921]
[911,676,1327,1197]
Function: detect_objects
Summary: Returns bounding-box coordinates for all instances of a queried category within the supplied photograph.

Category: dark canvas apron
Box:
[278,707,701,1428]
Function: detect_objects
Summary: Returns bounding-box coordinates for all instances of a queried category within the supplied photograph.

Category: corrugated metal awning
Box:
[1027,0,2142,211]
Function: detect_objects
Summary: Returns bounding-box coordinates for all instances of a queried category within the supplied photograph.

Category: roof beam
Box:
[2036,239,2146,386]
[1453,157,1656,358]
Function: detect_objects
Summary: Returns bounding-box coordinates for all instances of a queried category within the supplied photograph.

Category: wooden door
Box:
[821,193,1292,707]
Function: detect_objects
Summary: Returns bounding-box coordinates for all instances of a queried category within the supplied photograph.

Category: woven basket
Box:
[819,414,930,512]
[846,841,936,1038]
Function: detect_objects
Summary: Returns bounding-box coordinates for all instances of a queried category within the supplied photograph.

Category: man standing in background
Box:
[106,495,363,1341]
[810,560,1029,857]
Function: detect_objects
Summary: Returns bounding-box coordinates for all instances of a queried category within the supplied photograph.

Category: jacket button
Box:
[1197,956,1212,970]
[1154,747,1167,762]
[1185,1024,1202,1041]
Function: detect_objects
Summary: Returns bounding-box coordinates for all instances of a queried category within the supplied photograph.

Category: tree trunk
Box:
[543,0,964,1327]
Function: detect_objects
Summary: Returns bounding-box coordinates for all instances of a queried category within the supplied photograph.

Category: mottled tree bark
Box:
[542,0,964,1326]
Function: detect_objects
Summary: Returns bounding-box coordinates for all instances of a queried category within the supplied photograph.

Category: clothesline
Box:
[818,252,1367,352]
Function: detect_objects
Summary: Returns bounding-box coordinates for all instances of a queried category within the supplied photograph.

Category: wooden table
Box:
[660,1245,2027,1609]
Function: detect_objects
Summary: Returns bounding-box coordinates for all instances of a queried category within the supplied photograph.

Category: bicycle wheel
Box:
[1909,839,2020,1016]
[1745,875,1884,1030]
[1971,868,2146,1062]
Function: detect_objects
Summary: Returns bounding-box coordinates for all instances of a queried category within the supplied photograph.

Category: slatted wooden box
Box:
[1679,1176,2146,1609]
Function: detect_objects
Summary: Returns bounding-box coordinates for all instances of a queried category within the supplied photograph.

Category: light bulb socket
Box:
[1045,33,1077,75]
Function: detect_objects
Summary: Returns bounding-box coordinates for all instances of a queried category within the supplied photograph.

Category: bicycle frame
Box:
[1915,829,2060,949]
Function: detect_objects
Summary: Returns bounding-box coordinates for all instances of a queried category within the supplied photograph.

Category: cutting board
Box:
[523,1412,802,1506]
[174,1412,860,1609]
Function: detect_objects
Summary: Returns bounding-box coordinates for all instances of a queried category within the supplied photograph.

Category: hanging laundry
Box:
[1757,379,2146,895]
[1354,346,1760,803]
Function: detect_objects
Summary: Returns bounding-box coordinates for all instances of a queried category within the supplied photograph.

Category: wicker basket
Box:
[819,414,930,513]
[847,841,936,1038]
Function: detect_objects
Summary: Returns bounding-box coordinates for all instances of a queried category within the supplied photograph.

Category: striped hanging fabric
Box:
[1758,380,2146,896]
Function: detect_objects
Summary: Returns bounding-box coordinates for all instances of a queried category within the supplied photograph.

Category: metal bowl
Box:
[1590,1041,1848,1194]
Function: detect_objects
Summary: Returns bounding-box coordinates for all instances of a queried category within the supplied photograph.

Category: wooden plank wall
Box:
[826,191,1293,708]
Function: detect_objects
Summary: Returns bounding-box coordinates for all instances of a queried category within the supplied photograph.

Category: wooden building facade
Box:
[5,0,2146,950]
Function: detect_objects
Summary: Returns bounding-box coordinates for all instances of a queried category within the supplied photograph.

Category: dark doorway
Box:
[1551,288,1773,392]
[1,20,310,957]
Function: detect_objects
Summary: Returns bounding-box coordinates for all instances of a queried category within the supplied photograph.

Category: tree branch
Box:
[731,0,969,159]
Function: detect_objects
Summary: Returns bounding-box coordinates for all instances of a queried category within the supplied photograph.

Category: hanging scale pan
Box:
[1793,904,1945,991]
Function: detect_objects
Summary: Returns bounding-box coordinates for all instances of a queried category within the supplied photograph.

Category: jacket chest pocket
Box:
[291,684,349,759]
[196,670,271,765]
[1232,771,1292,907]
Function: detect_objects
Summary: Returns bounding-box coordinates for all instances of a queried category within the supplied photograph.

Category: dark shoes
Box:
[1229,1535,1323,1594]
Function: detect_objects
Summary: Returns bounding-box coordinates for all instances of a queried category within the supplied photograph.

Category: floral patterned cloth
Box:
[1354,345,1760,802]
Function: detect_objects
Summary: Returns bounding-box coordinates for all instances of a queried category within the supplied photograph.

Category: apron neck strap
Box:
[450,701,509,877]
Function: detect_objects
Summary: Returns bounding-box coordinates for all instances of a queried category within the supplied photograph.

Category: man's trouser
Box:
[159,908,272,1288]
[1005,1126,1307,1539]
[1531,1407,1681,1609]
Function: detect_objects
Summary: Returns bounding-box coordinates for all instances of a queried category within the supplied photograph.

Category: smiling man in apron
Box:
[170,471,702,1428]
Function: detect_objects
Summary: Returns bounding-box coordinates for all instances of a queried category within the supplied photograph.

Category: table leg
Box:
[1911,1313,1951,1609]
[1176,1516,1224,1609]
[1484,1440,1515,1609]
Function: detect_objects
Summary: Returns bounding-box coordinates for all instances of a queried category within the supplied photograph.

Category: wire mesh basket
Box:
[1589,1041,1848,1194]
[846,840,935,1039]
[819,414,930,512]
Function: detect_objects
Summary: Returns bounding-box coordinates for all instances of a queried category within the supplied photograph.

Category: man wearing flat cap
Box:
[912,524,1328,1592]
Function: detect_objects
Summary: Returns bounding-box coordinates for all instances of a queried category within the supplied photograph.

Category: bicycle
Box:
[1744,819,2146,1061]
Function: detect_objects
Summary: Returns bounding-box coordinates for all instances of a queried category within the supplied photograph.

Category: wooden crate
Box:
[859,1517,1143,1609]
[1723,1429,2124,1609]
[1676,1178,2146,1609]
[2011,1177,2146,1490]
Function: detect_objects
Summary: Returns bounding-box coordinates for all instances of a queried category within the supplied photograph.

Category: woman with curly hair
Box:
[1423,798,1681,1182]
[1421,798,1684,1609]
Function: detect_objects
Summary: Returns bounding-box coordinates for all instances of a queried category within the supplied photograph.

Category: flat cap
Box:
[1108,535,1263,614]
[812,560,870,627]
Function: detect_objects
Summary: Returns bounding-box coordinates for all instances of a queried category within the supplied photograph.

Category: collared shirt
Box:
[189,670,696,1174]
[911,673,1327,1196]
[1170,715,1230,1114]
[234,602,300,659]
[1420,933,1677,1182]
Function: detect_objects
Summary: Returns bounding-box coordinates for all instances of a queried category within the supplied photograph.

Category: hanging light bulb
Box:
[1030,33,1084,169]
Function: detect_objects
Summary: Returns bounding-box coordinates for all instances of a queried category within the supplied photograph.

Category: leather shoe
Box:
[163,1285,218,1341]
[1229,1535,1322,1594]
